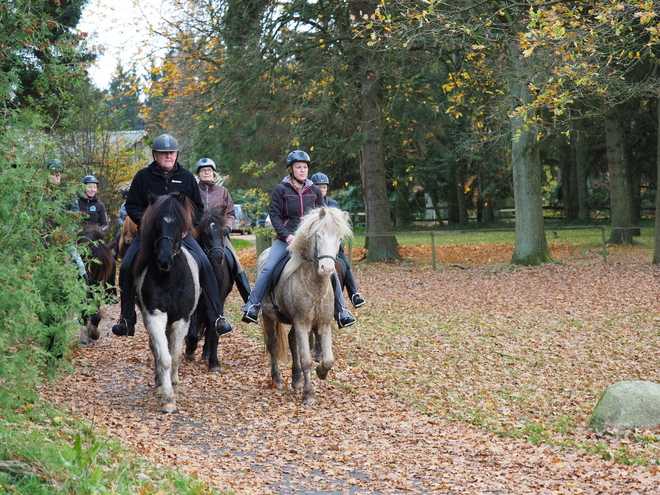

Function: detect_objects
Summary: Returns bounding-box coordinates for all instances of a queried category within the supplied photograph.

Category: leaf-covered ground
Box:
[42,242,660,493]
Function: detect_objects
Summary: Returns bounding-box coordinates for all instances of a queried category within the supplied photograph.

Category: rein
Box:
[302,238,336,263]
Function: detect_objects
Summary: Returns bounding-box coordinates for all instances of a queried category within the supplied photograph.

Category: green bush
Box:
[0,120,90,411]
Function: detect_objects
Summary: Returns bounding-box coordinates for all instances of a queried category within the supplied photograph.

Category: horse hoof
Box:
[162,404,178,413]
[303,396,316,406]
[184,353,194,362]
[269,379,283,389]
[291,379,303,390]
[316,365,329,380]
[209,364,221,372]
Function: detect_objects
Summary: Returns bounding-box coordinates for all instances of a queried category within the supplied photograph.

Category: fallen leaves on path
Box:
[42,243,660,494]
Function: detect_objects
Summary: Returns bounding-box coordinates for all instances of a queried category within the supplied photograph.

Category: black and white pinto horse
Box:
[185,206,233,372]
[134,191,201,413]
[259,207,352,405]
[76,226,116,345]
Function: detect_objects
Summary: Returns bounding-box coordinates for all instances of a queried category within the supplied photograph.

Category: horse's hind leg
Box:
[205,328,220,372]
[289,327,303,389]
[315,325,335,380]
[184,311,202,362]
[263,316,283,388]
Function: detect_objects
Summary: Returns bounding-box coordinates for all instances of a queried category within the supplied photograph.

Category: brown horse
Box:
[259,207,352,405]
[118,217,138,259]
[76,226,116,345]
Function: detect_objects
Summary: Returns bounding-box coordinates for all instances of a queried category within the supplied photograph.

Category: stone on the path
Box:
[589,380,660,431]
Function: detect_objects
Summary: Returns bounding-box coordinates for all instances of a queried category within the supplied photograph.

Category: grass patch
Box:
[0,400,231,494]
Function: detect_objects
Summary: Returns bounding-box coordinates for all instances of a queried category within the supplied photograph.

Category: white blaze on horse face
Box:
[316,232,340,276]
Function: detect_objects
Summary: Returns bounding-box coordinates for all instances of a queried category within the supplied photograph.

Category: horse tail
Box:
[263,320,290,362]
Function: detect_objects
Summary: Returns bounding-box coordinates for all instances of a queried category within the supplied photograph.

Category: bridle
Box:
[302,236,336,264]
[154,234,181,257]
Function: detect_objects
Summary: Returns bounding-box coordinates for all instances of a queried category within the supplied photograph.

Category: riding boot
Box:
[343,262,365,308]
[332,272,356,328]
[235,271,251,304]
[112,236,139,336]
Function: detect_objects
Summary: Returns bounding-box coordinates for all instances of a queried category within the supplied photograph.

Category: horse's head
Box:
[290,207,352,277]
[195,207,226,267]
[141,191,194,272]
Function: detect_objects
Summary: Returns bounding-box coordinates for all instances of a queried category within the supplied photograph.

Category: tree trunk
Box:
[573,123,590,222]
[508,41,551,265]
[653,96,660,263]
[605,110,634,245]
[357,58,400,262]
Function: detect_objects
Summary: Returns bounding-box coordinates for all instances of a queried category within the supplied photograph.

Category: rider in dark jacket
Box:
[111,134,233,337]
[240,150,356,328]
[77,175,108,232]
[310,172,365,309]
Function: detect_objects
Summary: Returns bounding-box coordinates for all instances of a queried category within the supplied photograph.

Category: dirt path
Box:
[41,296,657,495]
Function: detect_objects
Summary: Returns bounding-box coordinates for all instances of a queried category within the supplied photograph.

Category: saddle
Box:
[266,253,293,325]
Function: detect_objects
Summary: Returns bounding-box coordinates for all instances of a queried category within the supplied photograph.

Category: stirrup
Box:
[214,316,233,336]
[350,292,366,308]
[241,304,260,324]
[111,317,135,336]
[337,309,356,329]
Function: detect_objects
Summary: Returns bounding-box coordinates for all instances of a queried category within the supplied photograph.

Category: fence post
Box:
[431,232,437,269]
[347,238,353,269]
[601,227,608,262]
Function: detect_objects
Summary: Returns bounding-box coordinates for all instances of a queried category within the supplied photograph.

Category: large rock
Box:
[589,380,660,431]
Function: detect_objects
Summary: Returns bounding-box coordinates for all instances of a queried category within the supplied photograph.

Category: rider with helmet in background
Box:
[196,158,251,303]
[77,175,108,232]
[111,134,233,338]
[240,150,356,328]
[311,172,366,309]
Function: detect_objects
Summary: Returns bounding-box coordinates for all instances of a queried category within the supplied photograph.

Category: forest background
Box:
[1,0,660,492]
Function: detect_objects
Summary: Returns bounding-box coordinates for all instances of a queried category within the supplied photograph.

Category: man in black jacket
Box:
[111,134,232,337]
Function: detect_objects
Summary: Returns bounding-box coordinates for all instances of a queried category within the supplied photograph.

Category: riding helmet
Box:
[196,158,216,174]
[152,134,179,152]
[311,172,329,185]
[286,150,311,167]
[82,175,99,184]
[46,159,63,172]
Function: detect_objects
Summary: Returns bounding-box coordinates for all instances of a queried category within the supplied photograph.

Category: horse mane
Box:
[77,226,114,283]
[134,192,195,278]
[285,207,353,274]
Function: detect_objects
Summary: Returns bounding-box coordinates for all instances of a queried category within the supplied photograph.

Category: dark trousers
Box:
[118,233,225,324]
[337,241,359,297]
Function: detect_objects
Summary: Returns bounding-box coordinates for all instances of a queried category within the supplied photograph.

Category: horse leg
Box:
[169,319,189,392]
[295,325,316,406]
[263,316,283,388]
[146,312,177,413]
[315,324,335,380]
[185,309,202,362]
[206,326,220,372]
[290,326,303,389]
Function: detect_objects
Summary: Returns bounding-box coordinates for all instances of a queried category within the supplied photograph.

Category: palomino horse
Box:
[118,217,138,259]
[76,226,116,345]
[134,191,201,413]
[185,206,233,372]
[259,206,352,405]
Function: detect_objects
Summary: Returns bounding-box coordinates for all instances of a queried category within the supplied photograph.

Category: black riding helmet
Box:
[152,134,179,152]
[82,175,99,184]
[46,159,63,172]
[311,172,329,185]
[286,150,311,167]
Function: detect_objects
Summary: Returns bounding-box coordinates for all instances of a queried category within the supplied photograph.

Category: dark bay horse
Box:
[134,191,201,413]
[185,206,233,372]
[259,207,352,405]
[76,226,116,345]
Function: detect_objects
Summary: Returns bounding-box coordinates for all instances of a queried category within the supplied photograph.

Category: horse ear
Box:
[176,191,187,204]
[342,210,349,221]
[147,191,157,205]
[319,207,327,218]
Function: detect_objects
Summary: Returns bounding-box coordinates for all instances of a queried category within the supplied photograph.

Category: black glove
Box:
[222,226,231,237]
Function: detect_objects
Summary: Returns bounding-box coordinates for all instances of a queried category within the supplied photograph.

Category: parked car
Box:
[256,214,272,228]
[232,205,252,235]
